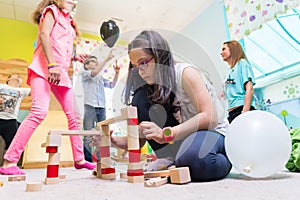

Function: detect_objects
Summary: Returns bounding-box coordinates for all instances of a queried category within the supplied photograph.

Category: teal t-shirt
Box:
[225,59,256,109]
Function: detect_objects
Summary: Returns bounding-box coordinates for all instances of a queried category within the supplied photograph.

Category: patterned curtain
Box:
[224,0,300,40]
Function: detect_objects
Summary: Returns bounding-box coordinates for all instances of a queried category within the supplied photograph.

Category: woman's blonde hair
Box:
[31,0,80,36]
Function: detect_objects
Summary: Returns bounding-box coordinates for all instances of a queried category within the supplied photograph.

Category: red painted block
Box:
[101,168,115,174]
[46,165,59,178]
[46,146,58,153]
[128,149,140,163]
[100,146,110,157]
[127,118,138,125]
[127,169,144,176]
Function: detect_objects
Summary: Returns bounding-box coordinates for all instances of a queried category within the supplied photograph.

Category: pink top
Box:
[28,5,75,88]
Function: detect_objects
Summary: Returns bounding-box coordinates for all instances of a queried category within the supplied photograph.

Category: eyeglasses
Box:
[137,56,154,71]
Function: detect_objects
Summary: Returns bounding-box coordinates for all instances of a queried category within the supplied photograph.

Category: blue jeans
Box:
[175,130,232,181]
[83,104,106,162]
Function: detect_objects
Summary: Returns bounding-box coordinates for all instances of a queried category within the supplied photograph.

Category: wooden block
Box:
[96,162,102,178]
[127,125,140,150]
[101,173,116,180]
[46,134,62,147]
[8,175,26,182]
[128,175,144,183]
[121,106,137,119]
[0,180,3,186]
[100,125,111,146]
[144,170,170,179]
[101,125,110,136]
[128,162,144,170]
[46,146,58,153]
[101,157,112,169]
[128,149,141,163]
[144,177,168,187]
[120,172,128,179]
[100,136,111,146]
[26,182,42,192]
[100,146,110,157]
[48,152,60,165]
[45,177,60,185]
[49,130,101,136]
[97,115,125,126]
[169,167,191,184]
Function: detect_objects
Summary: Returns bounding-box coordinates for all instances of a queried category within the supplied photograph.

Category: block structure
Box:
[43,106,143,184]
[97,107,144,183]
[44,130,101,184]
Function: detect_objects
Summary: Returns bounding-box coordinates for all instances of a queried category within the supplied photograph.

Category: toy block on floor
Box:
[0,180,3,186]
[144,167,191,184]
[144,170,170,179]
[128,175,144,183]
[26,182,42,192]
[120,172,128,179]
[144,177,168,187]
[45,177,59,185]
[8,175,26,182]
[45,106,142,184]
[169,167,191,184]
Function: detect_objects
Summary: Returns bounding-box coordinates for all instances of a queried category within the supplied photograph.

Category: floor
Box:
[1,163,300,200]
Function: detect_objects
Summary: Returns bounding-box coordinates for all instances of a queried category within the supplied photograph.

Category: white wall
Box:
[171,0,229,93]
[262,75,300,103]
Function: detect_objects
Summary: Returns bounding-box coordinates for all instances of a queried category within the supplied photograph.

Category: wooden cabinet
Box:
[0,59,75,168]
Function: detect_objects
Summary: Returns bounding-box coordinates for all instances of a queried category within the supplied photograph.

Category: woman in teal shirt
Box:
[220,40,256,123]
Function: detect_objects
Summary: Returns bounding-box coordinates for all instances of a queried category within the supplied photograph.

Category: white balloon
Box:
[225,110,292,178]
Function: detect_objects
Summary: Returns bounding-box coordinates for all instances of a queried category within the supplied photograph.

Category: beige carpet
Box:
[1,164,300,200]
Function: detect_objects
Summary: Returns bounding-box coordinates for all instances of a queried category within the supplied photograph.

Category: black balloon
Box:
[100,20,120,48]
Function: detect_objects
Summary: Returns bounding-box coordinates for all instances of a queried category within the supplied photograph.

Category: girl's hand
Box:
[48,66,61,85]
[139,121,165,144]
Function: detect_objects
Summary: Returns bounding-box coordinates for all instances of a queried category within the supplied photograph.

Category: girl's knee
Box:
[28,108,48,122]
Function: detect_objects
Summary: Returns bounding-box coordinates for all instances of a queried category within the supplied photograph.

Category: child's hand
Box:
[113,60,120,73]
[48,66,61,85]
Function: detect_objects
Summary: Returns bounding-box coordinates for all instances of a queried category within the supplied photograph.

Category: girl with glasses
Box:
[115,30,232,182]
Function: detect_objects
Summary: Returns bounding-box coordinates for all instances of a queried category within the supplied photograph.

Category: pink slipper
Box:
[74,161,96,170]
[0,166,25,175]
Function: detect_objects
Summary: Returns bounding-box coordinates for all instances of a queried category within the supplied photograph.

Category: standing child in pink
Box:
[0,0,95,175]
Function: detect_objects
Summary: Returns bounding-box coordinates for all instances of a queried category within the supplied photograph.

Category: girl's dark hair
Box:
[128,30,176,106]
[122,63,147,105]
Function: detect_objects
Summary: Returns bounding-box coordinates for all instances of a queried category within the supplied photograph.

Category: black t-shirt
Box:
[131,86,182,158]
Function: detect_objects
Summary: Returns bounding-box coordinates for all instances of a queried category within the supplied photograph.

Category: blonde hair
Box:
[31,0,80,36]
[223,40,248,67]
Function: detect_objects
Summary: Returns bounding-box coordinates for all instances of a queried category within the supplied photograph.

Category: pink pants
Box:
[4,73,84,163]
